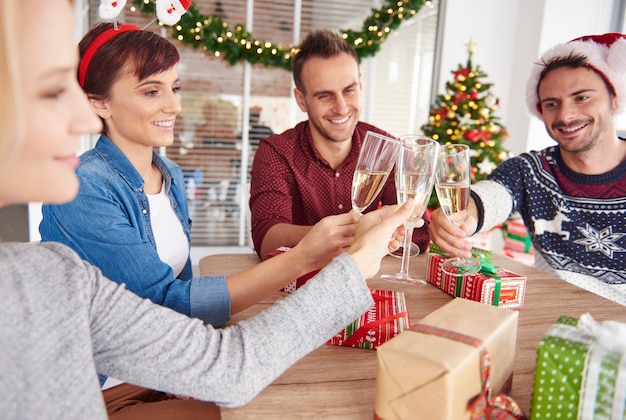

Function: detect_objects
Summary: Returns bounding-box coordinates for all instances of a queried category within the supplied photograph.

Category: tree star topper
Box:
[465,39,478,54]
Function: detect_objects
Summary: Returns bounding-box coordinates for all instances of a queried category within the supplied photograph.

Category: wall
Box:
[439,0,618,155]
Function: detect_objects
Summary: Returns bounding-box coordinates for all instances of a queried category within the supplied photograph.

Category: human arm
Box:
[250,133,358,260]
[258,223,311,261]
[91,202,415,406]
[228,211,359,314]
[249,138,299,257]
[39,174,230,326]
[429,173,516,258]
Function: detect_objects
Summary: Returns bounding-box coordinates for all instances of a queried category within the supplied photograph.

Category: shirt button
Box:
[338,204,343,210]
[142,209,148,215]
[335,172,340,177]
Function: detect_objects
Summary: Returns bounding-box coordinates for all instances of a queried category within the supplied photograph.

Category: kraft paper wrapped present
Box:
[326,288,410,350]
[427,244,527,309]
[267,247,320,293]
[375,298,524,420]
[530,314,626,419]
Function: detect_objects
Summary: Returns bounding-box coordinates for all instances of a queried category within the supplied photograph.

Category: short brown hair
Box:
[537,52,616,97]
[79,23,180,101]
[291,29,359,92]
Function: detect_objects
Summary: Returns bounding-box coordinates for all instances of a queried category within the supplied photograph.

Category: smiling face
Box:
[91,64,181,154]
[538,66,617,155]
[294,52,362,146]
[0,0,102,206]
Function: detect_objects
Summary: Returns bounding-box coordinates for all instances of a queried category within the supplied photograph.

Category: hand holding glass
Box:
[351,131,399,213]
[382,136,439,285]
[434,144,481,276]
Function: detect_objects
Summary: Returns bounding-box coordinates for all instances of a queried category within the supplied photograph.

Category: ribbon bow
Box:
[577,312,626,353]
[451,256,502,307]
[412,323,527,420]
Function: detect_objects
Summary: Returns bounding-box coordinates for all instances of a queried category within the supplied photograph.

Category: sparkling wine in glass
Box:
[351,131,399,213]
[434,144,481,276]
[382,136,439,285]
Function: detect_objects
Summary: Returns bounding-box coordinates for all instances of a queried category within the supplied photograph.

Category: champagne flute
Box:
[434,144,481,276]
[351,131,399,213]
[382,136,439,285]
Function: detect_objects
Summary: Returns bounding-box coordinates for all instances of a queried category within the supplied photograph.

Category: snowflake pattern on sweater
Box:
[473,145,626,289]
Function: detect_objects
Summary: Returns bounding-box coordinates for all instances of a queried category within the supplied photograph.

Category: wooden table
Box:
[199,252,626,419]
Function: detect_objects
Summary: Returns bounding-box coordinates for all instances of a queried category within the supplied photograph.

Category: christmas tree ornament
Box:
[155,0,191,26]
[526,32,626,120]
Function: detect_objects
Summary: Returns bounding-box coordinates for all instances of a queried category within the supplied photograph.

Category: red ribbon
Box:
[341,289,408,348]
[411,323,527,420]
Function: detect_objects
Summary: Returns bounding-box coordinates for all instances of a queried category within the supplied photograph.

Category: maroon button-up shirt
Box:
[249,120,430,256]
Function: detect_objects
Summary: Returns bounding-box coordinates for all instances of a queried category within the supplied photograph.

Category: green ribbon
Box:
[507,232,532,253]
[478,258,501,306]
[453,257,501,306]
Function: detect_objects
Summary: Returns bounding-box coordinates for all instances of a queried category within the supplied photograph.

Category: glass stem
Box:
[399,226,414,275]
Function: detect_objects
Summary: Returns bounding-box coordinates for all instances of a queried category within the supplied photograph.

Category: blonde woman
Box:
[0,0,416,418]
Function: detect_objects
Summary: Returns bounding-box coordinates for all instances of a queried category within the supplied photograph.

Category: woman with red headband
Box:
[1,0,416,417]
[36,17,409,418]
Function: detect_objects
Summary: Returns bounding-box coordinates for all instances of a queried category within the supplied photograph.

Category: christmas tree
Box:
[421,40,510,208]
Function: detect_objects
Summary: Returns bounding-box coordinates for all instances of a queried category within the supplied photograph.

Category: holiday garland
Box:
[132,0,431,70]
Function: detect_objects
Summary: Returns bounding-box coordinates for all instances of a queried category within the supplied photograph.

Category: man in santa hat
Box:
[430,33,626,305]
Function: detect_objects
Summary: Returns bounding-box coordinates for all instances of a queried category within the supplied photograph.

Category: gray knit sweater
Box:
[0,242,373,419]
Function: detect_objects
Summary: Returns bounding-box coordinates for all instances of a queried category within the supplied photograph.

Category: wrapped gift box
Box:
[427,244,526,310]
[530,314,626,419]
[326,288,410,350]
[502,249,535,268]
[375,298,523,420]
[500,216,535,267]
[267,247,320,293]
[503,217,534,255]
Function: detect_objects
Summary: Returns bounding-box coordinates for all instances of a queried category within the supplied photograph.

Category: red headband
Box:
[78,24,141,88]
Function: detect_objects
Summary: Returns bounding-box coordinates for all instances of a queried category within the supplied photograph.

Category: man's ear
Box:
[88,96,111,119]
[294,87,307,113]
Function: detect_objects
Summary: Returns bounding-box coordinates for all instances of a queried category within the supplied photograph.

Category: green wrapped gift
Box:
[530,314,626,419]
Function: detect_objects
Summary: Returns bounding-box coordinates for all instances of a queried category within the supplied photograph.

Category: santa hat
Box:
[525,32,626,120]
[156,0,192,26]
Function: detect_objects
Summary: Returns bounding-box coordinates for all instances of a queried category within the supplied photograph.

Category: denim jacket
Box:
[40,135,231,327]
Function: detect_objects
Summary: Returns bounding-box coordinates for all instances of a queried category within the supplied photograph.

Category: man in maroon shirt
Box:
[250,29,430,260]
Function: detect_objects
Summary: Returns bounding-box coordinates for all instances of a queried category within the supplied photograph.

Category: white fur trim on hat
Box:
[525,33,626,121]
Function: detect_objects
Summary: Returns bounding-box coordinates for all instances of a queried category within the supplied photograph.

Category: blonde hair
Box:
[0,0,23,173]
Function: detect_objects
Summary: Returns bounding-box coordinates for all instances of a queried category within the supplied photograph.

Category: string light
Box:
[131,0,432,70]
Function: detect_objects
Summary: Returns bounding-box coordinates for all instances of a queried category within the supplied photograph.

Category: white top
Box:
[147,182,189,278]
[103,182,189,391]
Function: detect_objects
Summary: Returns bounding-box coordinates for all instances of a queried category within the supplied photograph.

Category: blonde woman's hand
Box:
[348,200,417,279]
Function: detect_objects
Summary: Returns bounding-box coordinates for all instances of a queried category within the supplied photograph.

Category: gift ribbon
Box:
[411,323,526,420]
[506,232,532,253]
[451,257,501,307]
[479,259,501,307]
[340,289,409,348]
[565,314,626,419]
